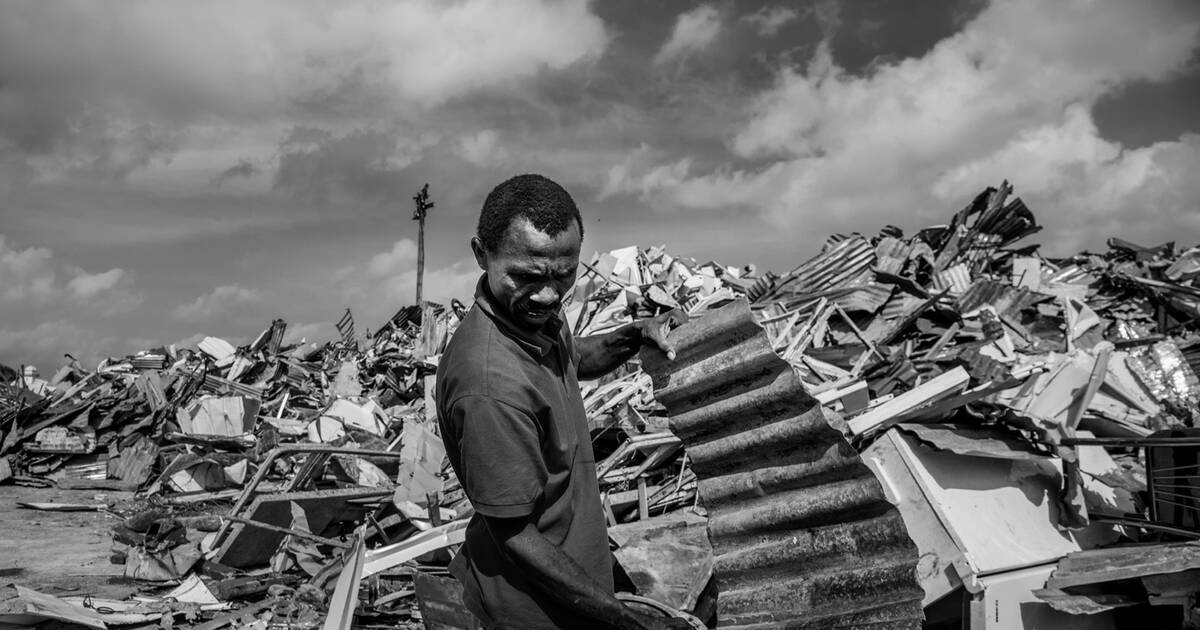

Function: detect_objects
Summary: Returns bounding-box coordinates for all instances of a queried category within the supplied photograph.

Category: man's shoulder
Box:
[438,307,524,405]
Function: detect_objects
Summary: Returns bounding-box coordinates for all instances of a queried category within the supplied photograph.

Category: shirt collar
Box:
[474,275,562,358]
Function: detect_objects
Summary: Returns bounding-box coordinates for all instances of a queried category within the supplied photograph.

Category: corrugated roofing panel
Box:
[956,279,1049,316]
[642,299,922,629]
[931,263,972,297]
[785,236,877,296]
[874,237,914,275]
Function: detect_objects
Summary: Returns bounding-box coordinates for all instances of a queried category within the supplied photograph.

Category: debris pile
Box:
[3,180,1200,628]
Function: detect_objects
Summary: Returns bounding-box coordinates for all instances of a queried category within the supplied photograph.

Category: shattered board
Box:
[641,298,923,629]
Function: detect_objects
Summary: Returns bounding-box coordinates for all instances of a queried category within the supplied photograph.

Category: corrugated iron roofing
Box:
[641,299,922,629]
[781,236,877,297]
[956,278,1050,316]
[874,237,914,275]
[930,263,972,297]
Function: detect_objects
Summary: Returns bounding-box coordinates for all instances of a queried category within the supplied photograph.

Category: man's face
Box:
[472,216,581,331]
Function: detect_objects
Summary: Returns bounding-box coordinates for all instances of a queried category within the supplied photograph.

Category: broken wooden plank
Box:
[322,529,366,630]
[362,519,468,579]
[847,367,970,436]
[0,584,107,629]
[17,501,105,512]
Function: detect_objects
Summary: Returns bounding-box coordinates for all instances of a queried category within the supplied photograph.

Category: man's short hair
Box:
[476,174,584,252]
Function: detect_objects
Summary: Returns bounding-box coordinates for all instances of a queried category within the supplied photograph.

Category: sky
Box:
[1,0,1198,372]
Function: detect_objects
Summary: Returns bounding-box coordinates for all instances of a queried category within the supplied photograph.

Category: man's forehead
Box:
[498,216,581,254]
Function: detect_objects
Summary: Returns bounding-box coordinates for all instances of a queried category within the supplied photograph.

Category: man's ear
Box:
[470,236,488,270]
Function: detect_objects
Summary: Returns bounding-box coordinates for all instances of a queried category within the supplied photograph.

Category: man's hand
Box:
[633,308,688,361]
[577,308,689,380]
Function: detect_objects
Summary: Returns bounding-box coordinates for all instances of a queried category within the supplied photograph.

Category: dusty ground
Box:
[0,485,138,599]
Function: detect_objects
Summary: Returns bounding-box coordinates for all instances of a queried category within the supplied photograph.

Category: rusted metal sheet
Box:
[641,299,922,629]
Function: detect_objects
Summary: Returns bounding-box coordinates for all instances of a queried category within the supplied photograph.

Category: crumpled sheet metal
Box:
[780,236,876,297]
[1127,340,1200,406]
[642,299,922,629]
[956,279,1048,317]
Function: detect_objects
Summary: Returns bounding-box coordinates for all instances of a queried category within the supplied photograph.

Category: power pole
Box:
[412,183,435,306]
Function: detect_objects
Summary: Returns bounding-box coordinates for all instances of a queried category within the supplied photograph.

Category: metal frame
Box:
[210,444,408,552]
[1064,431,1200,537]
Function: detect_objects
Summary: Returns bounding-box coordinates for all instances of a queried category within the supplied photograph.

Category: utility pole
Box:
[412,183,435,306]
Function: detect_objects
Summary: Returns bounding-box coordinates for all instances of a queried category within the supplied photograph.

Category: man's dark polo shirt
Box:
[436,277,612,629]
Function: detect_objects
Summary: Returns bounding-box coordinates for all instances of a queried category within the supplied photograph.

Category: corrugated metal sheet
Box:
[956,279,1049,316]
[784,236,876,296]
[1127,340,1200,406]
[930,263,971,297]
[832,282,895,314]
[641,299,922,629]
[874,237,913,275]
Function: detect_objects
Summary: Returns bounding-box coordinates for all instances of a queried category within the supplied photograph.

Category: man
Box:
[437,174,692,630]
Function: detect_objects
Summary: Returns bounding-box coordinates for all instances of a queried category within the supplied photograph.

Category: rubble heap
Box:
[2,180,1200,629]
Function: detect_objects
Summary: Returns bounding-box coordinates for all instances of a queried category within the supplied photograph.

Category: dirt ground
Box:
[0,485,138,599]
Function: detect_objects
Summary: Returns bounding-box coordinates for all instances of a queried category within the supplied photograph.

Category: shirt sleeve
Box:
[446,394,546,518]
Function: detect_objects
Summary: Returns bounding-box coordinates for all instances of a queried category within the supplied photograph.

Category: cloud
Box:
[654,5,723,65]
[598,143,692,201]
[621,0,1200,253]
[457,130,510,167]
[332,237,479,324]
[0,236,57,303]
[0,234,141,312]
[283,321,337,345]
[273,127,438,204]
[367,239,419,277]
[0,320,121,373]
[212,158,259,188]
[172,284,264,323]
[373,259,480,309]
[0,0,609,185]
[743,7,799,37]
[67,268,127,300]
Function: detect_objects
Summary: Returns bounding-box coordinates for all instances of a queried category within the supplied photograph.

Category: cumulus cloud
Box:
[0,236,56,303]
[622,0,1200,253]
[172,284,264,323]
[599,144,692,201]
[67,268,128,300]
[368,239,419,277]
[0,0,609,185]
[743,7,799,37]
[373,260,480,309]
[0,234,141,312]
[333,237,479,324]
[654,5,723,65]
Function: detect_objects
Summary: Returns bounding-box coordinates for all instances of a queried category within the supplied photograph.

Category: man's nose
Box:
[529,285,560,305]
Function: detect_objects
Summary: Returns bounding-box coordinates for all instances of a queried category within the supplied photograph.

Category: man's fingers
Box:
[644,325,677,361]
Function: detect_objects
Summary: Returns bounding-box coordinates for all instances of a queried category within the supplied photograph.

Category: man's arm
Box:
[483,515,692,630]
[576,309,687,380]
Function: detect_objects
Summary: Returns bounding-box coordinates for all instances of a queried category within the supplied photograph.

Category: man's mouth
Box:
[523,305,558,319]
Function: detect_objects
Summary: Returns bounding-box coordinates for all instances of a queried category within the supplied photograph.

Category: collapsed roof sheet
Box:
[642,299,923,629]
